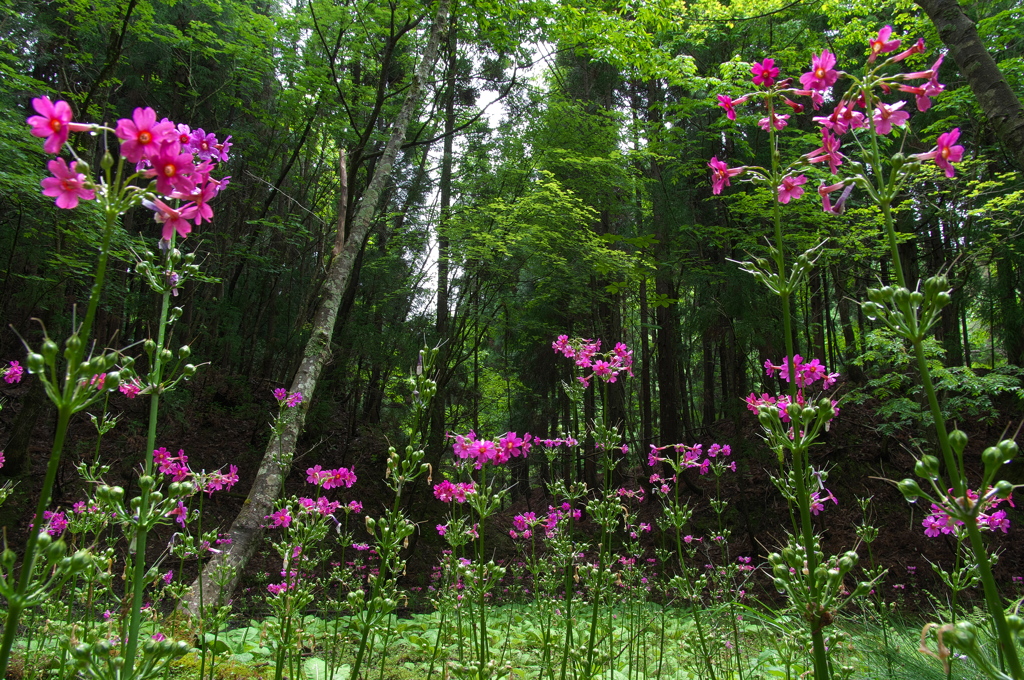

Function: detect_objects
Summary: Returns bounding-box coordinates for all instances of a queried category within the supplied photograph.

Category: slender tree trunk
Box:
[182,0,450,612]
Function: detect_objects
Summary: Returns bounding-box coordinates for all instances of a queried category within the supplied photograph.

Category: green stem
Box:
[766,92,830,680]
[123,286,171,671]
[0,202,119,677]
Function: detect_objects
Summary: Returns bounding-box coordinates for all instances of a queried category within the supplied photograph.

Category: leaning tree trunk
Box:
[915,0,1024,171]
[183,0,450,613]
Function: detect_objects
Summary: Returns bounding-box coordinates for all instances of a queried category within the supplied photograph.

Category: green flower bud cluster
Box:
[862,275,950,343]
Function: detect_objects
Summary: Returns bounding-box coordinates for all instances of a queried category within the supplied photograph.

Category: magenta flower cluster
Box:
[27,97,231,240]
[3,361,23,384]
[433,479,477,503]
[152,447,238,521]
[745,355,840,424]
[552,335,634,388]
[509,502,582,540]
[648,442,734,485]
[709,26,964,206]
[274,388,303,407]
[265,466,361,531]
[922,488,1013,537]
[451,430,532,469]
[305,465,357,489]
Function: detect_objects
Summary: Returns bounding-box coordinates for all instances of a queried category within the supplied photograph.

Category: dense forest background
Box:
[1,0,1023,591]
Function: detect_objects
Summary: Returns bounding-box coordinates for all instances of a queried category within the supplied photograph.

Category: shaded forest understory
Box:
[2,0,1024,663]
[1,367,1020,609]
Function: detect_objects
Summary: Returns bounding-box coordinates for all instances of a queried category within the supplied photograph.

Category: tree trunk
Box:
[182,0,450,613]
[915,0,1024,172]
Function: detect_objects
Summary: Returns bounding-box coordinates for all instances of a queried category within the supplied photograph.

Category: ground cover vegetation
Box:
[1,0,1024,678]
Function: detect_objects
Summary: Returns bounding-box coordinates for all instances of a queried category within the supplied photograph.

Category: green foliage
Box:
[851,328,1024,437]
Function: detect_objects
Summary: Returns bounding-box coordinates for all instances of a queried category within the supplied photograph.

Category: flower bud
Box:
[70,549,91,573]
[178,345,191,359]
[45,539,67,563]
[994,480,1014,499]
[183,364,196,377]
[915,455,939,480]
[934,291,951,308]
[26,353,45,374]
[65,334,81,355]
[997,439,1019,462]
[159,349,173,363]
[983,446,1003,474]
[41,338,59,361]
[139,475,156,491]
[898,478,923,500]
[947,430,968,455]
[101,151,114,171]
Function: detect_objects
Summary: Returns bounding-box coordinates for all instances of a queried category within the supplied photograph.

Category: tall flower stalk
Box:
[713,27,1021,680]
[0,98,231,678]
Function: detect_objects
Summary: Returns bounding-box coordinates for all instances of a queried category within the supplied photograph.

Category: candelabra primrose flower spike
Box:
[0,99,233,679]
[712,26,1022,680]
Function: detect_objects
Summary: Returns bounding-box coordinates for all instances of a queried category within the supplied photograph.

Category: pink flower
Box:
[115,108,175,163]
[163,570,174,585]
[708,157,744,194]
[190,129,219,160]
[757,113,789,131]
[813,100,866,135]
[807,129,845,174]
[286,391,303,408]
[983,510,1010,533]
[892,38,926,63]
[144,198,197,242]
[912,128,964,178]
[809,489,837,515]
[119,378,141,398]
[777,174,807,204]
[716,94,749,120]
[148,143,196,195]
[437,524,448,536]
[27,97,75,154]
[751,58,779,87]
[799,50,838,91]
[274,388,288,401]
[347,500,362,514]
[43,510,67,537]
[871,101,910,135]
[168,501,188,527]
[214,136,233,162]
[819,182,853,215]
[266,507,292,528]
[4,361,24,384]
[206,464,239,494]
[41,158,95,209]
[868,26,901,62]
[305,465,324,484]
